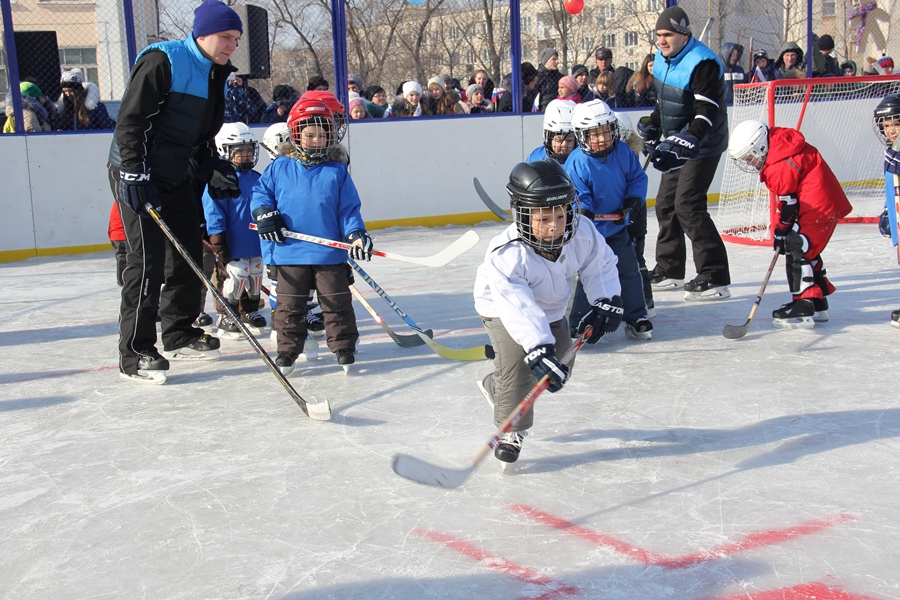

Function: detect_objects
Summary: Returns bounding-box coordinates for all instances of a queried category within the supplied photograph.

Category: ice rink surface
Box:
[2,215,899,599]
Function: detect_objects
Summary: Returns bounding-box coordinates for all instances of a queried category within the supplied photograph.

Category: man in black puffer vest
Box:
[108,0,244,383]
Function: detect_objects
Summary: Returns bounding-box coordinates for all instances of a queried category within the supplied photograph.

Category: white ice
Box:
[2,214,899,599]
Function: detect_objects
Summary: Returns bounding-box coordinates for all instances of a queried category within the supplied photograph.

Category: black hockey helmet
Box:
[506,160,579,252]
[873,94,900,145]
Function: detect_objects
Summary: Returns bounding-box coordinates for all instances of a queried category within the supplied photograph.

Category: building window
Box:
[60,47,99,85]
[624,31,638,47]
[521,16,533,33]
[647,0,663,12]
[626,61,638,70]
[465,50,477,64]
[624,0,638,13]
[601,33,616,48]
[581,36,595,51]
[823,0,835,16]
[602,4,615,19]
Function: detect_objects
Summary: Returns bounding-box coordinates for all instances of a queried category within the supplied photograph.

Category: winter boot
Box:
[494,430,527,463]
[624,317,653,340]
[684,278,731,301]
[275,351,299,375]
[773,299,815,329]
[163,334,222,361]
[120,350,169,385]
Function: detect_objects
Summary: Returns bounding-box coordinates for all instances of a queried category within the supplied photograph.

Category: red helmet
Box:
[301,90,347,142]
[287,98,335,164]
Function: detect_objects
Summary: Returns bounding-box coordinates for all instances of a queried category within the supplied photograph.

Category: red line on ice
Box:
[713,581,880,599]
[509,504,855,568]
[415,529,580,599]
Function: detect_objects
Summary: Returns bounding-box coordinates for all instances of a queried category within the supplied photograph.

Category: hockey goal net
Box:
[717,74,900,245]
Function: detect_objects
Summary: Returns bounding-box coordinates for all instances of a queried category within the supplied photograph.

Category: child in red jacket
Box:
[108,201,127,286]
[727,120,852,328]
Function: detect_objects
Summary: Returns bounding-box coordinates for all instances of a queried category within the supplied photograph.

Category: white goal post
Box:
[717,74,900,245]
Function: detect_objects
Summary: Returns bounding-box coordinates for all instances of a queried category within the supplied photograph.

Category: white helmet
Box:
[215,122,259,170]
[728,119,769,173]
[614,111,633,142]
[542,99,577,162]
[262,122,291,159]
[571,99,618,158]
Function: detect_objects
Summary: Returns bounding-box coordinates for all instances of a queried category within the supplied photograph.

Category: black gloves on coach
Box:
[208,159,241,200]
[524,344,569,393]
[118,171,161,217]
[346,230,374,261]
[636,116,661,157]
[252,206,286,243]
[576,295,624,344]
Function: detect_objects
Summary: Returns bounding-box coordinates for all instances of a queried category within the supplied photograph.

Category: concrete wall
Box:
[0,109,681,262]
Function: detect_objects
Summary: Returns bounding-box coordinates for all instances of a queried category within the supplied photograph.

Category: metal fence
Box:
[2,0,899,132]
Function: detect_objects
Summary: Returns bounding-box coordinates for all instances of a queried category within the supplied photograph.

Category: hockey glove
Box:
[777,196,799,225]
[650,133,700,173]
[576,295,624,344]
[614,196,642,225]
[879,207,892,237]
[524,344,569,393]
[252,206,287,243]
[636,116,661,156]
[118,171,161,217]
[207,159,240,200]
[579,207,595,221]
[885,146,900,175]
[773,225,804,256]
[346,230,373,261]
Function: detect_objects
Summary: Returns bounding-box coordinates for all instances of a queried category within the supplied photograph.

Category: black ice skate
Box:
[494,430,527,463]
[275,351,298,375]
[306,310,325,339]
[194,312,213,328]
[336,349,355,373]
[164,334,222,361]
[216,314,245,340]
[649,268,684,291]
[625,317,653,340]
[812,298,829,323]
[120,350,169,385]
[242,311,267,335]
[684,278,731,301]
[773,299,815,329]
[477,372,495,408]
[891,309,900,329]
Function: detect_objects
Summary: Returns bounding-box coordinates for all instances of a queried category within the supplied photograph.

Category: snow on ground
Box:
[1,214,899,599]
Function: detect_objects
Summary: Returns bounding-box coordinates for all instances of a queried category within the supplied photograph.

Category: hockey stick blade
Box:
[348,259,486,361]
[393,328,590,488]
[249,224,479,268]
[150,207,331,420]
[722,251,779,340]
[474,177,514,222]
[349,284,431,347]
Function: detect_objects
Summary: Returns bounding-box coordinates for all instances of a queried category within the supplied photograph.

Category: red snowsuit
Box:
[759,127,852,299]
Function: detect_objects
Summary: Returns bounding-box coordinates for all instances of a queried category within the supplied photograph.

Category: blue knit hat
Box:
[193,0,243,38]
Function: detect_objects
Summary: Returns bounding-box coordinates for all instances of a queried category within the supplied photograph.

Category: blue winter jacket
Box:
[251,157,366,266]
[564,142,648,238]
[202,169,262,260]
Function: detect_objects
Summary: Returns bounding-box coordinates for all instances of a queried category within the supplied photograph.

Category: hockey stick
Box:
[349,283,432,347]
[473,177,621,222]
[722,251,779,340]
[347,258,486,361]
[392,326,592,488]
[148,206,331,420]
[248,224,479,268]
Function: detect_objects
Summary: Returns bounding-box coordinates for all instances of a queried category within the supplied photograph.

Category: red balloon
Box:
[564,0,584,15]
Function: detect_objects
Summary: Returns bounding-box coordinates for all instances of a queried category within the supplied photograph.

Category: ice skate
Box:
[306,310,325,339]
[683,278,731,301]
[242,311,267,336]
[891,309,900,329]
[120,350,169,385]
[163,334,222,361]
[194,312,213,328]
[812,298,829,323]
[649,269,684,290]
[302,337,319,361]
[624,317,653,340]
[215,314,245,340]
[773,299,815,329]
[477,373,495,408]
[336,349,355,373]
[275,351,298,375]
[494,430,527,463]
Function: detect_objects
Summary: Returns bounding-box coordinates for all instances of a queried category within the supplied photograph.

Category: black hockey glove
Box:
[524,344,569,393]
[777,196,799,225]
[578,207,595,221]
[650,133,700,173]
[879,207,892,237]
[614,197,642,225]
[885,146,900,175]
[636,116,661,156]
[576,295,623,344]
[252,206,286,243]
[207,159,240,200]
[773,225,804,256]
[346,230,373,261]
[118,171,161,217]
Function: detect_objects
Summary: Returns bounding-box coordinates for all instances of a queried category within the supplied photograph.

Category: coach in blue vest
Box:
[108,0,245,384]
[636,6,732,302]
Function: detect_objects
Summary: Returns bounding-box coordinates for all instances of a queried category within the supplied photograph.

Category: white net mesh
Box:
[718,75,900,244]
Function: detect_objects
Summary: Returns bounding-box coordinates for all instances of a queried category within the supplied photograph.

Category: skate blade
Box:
[164,349,222,361]
[813,310,829,323]
[120,370,167,385]
[684,287,731,302]
[624,326,652,340]
[773,316,815,329]
[303,352,319,361]
[216,331,246,341]
[650,279,684,290]
[477,377,495,408]
[500,461,516,474]
[891,319,900,329]
[278,365,295,376]
[309,330,325,340]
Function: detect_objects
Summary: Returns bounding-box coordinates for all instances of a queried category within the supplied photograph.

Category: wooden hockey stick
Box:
[347,258,486,361]
[722,251,780,340]
[249,224,479,268]
[392,326,591,488]
[349,284,432,347]
[149,206,331,420]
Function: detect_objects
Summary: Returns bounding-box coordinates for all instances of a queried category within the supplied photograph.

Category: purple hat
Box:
[193,0,243,38]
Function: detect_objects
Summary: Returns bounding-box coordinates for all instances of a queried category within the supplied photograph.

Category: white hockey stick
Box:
[249,224,479,268]
[392,327,591,488]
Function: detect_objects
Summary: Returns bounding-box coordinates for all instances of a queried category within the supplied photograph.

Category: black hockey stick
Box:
[393,325,591,488]
[722,251,779,340]
[349,283,432,347]
[474,177,620,222]
[148,206,331,420]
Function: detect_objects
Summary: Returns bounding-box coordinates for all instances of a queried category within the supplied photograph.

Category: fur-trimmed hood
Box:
[56,81,101,114]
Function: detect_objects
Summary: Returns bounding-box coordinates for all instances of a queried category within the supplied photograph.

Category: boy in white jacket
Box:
[473,160,623,463]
